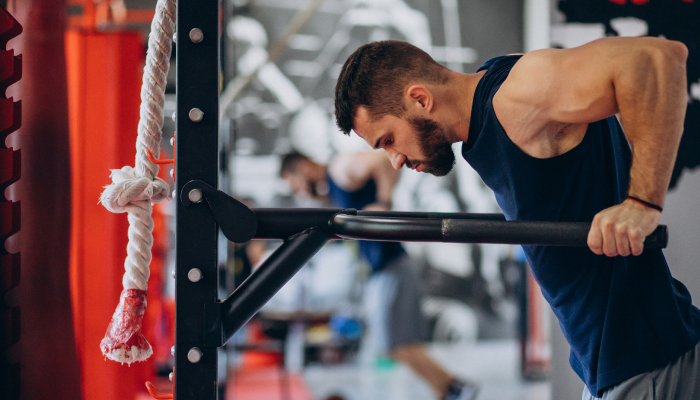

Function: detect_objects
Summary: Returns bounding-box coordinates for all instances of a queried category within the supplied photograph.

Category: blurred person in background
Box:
[280,150,478,400]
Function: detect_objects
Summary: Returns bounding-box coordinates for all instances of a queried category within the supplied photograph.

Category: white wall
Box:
[662,169,700,303]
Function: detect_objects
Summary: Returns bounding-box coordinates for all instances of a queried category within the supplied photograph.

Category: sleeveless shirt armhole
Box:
[465,55,523,154]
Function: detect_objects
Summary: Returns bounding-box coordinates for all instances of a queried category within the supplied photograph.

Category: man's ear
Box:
[406,85,433,113]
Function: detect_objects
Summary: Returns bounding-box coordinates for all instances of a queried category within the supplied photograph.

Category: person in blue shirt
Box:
[280,150,478,400]
[333,38,700,399]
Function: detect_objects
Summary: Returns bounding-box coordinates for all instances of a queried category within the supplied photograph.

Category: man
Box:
[334,39,700,399]
[280,151,479,400]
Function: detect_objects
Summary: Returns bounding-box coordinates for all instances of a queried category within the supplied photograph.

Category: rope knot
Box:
[100,166,170,213]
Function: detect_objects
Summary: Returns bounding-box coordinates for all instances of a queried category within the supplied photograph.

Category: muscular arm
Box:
[613,41,687,206]
[496,37,688,256]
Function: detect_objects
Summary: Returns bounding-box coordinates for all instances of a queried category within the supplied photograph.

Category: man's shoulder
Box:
[493,50,590,158]
[498,50,558,101]
[492,51,556,127]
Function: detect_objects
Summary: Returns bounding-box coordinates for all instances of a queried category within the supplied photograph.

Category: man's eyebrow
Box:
[374,133,388,149]
[374,135,384,149]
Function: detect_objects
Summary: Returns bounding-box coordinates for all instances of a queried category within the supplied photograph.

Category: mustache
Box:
[404,159,422,169]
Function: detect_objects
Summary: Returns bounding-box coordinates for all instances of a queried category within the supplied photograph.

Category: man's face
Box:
[353,107,455,176]
[283,171,314,197]
[282,161,318,198]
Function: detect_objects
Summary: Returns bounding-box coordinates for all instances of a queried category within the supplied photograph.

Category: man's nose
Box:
[386,150,405,170]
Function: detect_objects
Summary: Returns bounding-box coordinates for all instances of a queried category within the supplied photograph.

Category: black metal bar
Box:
[331,214,443,242]
[218,229,330,346]
[249,208,666,248]
[175,0,220,398]
[330,214,668,249]
[356,210,505,220]
[251,208,505,240]
[443,219,667,248]
[252,208,349,239]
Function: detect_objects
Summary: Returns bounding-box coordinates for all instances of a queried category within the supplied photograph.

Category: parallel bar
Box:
[175,0,220,398]
[252,208,348,239]
[443,219,667,248]
[357,211,505,220]
[220,228,330,345]
[331,215,443,242]
[251,208,505,240]
[330,214,668,249]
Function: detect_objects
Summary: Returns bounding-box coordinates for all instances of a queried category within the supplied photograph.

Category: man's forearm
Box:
[627,126,682,207]
[615,39,688,206]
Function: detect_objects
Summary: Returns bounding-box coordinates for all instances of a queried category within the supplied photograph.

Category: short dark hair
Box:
[334,40,448,135]
[279,151,311,177]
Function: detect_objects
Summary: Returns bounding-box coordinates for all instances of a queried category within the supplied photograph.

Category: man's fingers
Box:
[602,220,618,257]
[615,225,632,257]
[588,219,604,255]
[592,220,647,257]
[629,228,645,256]
[588,202,659,257]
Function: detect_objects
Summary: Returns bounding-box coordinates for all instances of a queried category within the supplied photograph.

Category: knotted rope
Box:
[99,0,175,364]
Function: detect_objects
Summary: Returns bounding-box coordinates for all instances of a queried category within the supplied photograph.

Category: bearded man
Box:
[334,39,700,400]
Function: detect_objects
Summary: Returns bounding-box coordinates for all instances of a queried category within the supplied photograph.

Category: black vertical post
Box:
[175,0,220,399]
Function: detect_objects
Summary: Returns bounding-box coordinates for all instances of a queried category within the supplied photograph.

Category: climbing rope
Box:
[98,0,175,364]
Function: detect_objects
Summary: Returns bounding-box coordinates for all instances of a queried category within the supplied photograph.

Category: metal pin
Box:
[171,269,176,278]
[170,168,174,178]
[188,189,203,203]
[187,348,202,363]
[171,190,176,199]
[171,346,175,356]
[171,111,177,122]
[188,268,202,283]
[189,28,204,43]
[189,108,203,122]
[169,372,173,381]
[173,32,177,43]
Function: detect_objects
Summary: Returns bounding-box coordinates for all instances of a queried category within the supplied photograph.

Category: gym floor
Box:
[227,340,551,400]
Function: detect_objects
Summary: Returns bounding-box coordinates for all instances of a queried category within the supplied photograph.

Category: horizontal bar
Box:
[443,219,667,248]
[252,208,349,239]
[330,214,668,249]
[251,208,505,240]
[331,215,443,242]
[356,211,505,220]
[219,228,330,346]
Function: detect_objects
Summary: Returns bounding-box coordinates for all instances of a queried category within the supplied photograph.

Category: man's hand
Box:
[587,199,661,257]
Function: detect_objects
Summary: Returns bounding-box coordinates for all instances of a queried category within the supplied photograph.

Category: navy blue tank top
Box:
[327,176,405,273]
[463,55,700,395]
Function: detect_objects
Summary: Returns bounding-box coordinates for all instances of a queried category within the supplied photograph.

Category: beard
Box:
[406,117,455,176]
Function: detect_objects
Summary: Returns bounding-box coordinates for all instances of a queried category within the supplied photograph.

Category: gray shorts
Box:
[363,254,430,353]
[582,340,700,400]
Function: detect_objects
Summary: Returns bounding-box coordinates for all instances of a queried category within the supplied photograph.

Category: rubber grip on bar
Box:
[442,220,668,249]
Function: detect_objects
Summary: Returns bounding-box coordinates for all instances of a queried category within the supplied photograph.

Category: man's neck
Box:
[438,70,486,144]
